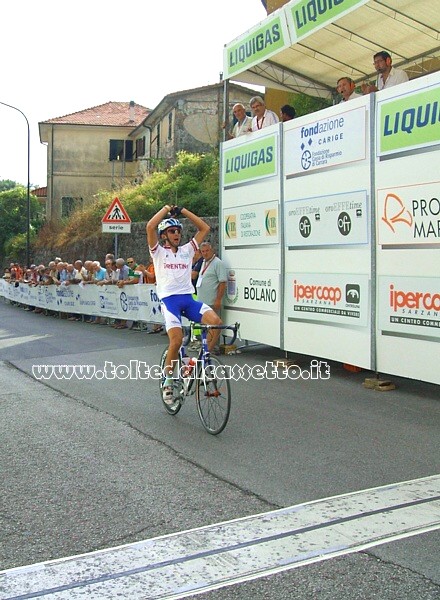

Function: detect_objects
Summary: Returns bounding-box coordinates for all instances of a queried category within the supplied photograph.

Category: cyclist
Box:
[146,205,222,404]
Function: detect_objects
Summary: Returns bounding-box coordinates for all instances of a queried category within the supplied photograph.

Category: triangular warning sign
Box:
[102,197,131,224]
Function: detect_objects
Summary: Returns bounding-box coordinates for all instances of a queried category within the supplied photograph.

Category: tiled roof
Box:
[32,186,47,197]
[41,102,150,127]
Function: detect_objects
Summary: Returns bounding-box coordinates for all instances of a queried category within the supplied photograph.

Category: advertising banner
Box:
[377,181,440,247]
[378,276,440,341]
[284,105,366,176]
[0,281,163,323]
[224,268,279,314]
[223,201,279,247]
[285,190,368,247]
[222,133,279,187]
[377,82,440,157]
[285,0,369,43]
[285,273,369,326]
[223,11,290,79]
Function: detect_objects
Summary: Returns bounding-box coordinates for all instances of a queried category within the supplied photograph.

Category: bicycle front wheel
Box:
[159,349,183,415]
[196,356,231,435]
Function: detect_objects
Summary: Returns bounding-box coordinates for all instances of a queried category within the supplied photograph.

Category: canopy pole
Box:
[222,77,229,143]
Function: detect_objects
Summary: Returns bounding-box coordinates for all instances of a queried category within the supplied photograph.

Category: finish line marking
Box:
[1,474,440,600]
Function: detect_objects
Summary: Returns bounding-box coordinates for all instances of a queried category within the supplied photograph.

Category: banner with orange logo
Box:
[377,182,440,247]
[285,273,369,327]
[378,276,440,340]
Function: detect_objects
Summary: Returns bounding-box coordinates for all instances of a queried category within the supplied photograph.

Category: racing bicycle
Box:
[159,322,240,435]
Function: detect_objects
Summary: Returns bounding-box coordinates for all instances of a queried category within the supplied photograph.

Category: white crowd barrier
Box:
[0,279,164,324]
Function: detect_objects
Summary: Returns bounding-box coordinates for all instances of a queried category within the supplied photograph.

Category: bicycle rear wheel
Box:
[196,356,231,435]
[159,349,183,415]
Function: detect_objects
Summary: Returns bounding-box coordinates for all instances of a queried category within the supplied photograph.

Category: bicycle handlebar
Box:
[191,322,240,346]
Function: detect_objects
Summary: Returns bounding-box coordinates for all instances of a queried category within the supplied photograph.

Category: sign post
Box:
[102,198,131,256]
[102,197,131,233]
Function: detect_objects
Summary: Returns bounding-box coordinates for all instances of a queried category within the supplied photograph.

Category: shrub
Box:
[33,152,220,252]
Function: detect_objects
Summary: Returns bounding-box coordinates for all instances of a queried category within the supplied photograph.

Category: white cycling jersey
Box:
[149,239,198,299]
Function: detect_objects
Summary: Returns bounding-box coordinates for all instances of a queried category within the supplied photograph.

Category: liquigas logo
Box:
[265,209,277,236]
[379,86,440,155]
[223,135,277,186]
[289,0,366,40]
[225,15,285,78]
[224,214,237,239]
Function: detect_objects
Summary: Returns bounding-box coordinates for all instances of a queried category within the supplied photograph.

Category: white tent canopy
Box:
[223,0,440,100]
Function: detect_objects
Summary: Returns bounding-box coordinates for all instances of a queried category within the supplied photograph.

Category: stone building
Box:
[132,82,258,173]
[39,101,149,220]
[38,83,258,220]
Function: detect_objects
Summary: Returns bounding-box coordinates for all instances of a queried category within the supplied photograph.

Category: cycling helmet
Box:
[158,218,182,235]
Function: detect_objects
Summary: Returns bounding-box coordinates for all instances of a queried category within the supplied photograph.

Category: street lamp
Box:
[0,101,31,267]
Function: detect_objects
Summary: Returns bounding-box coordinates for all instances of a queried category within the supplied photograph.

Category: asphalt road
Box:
[1,299,439,599]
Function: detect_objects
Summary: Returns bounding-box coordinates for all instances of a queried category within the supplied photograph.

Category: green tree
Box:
[0,186,42,262]
[0,179,18,192]
[288,92,332,117]
[34,152,220,250]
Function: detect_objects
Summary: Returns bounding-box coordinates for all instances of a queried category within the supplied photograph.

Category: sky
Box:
[0,0,266,188]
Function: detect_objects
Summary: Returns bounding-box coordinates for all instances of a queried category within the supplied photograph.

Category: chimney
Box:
[129,100,135,122]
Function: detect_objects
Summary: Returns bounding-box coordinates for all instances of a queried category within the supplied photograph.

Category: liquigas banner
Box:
[222,134,278,186]
[285,272,369,326]
[223,11,290,79]
[377,181,440,247]
[285,0,368,43]
[223,201,279,246]
[378,276,440,340]
[377,83,440,156]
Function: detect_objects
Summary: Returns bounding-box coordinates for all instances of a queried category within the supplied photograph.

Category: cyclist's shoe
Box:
[162,385,175,405]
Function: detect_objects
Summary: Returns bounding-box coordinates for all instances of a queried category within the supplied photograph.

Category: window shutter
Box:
[125,140,133,162]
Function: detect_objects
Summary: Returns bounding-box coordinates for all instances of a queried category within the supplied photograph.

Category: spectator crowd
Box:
[225,50,409,138]
[1,255,164,333]
[2,242,227,349]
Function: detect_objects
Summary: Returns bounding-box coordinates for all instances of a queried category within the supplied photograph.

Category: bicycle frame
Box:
[178,324,217,398]
[159,322,240,434]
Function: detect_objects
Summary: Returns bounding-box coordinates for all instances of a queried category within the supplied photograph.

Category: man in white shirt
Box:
[250,96,279,131]
[146,206,222,404]
[361,51,409,94]
[230,103,252,138]
[337,77,363,102]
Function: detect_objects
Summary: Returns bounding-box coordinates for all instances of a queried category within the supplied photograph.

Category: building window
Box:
[136,136,145,158]
[109,140,133,161]
[61,196,83,219]
[156,124,161,156]
[168,112,173,141]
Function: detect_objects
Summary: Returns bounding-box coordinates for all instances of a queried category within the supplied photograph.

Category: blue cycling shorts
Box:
[161,294,211,331]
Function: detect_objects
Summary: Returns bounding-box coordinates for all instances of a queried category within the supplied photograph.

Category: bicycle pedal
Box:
[205,390,221,397]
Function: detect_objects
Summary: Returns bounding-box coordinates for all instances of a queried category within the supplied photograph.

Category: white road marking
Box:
[0,333,51,350]
[1,474,440,600]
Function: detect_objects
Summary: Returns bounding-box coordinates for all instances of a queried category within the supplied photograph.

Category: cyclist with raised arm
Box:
[146,205,222,405]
